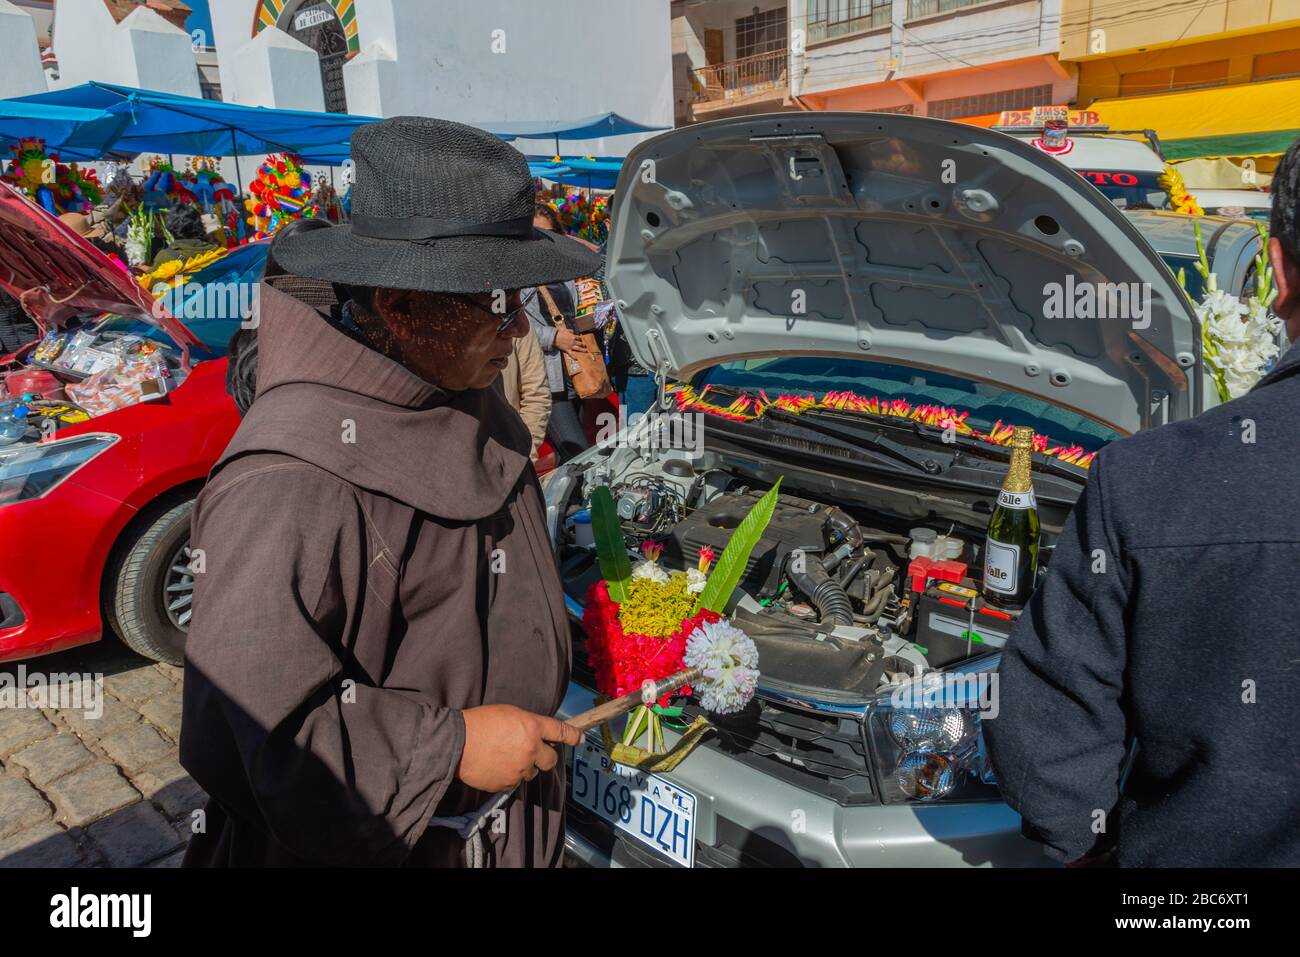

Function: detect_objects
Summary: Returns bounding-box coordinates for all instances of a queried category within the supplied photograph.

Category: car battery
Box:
[912,579,1021,668]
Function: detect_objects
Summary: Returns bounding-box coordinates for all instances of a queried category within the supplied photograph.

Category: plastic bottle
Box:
[0,401,30,447]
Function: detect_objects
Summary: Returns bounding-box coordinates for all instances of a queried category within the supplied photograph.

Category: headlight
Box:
[0,434,118,507]
[866,658,1001,804]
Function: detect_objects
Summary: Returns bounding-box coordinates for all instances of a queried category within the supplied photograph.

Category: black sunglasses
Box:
[454,290,538,335]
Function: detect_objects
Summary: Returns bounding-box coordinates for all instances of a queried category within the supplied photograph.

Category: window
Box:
[927,84,1052,120]
[736,7,788,59]
[1118,60,1229,96]
[806,0,890,44]
[1253,49,1300,81]
[907,0,993,19]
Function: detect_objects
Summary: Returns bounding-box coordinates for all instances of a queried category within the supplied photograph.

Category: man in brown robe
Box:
[179,117,601,867]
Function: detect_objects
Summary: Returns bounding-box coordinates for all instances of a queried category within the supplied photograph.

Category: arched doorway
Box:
[253,0,359,114]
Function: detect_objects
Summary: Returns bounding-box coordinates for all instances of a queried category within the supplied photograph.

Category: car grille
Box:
[570,625,874,807]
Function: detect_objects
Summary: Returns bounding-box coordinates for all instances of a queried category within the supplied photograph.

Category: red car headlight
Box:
[0,434,119,507]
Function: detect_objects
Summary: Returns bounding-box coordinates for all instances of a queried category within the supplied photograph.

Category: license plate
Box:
[570,740,696,867]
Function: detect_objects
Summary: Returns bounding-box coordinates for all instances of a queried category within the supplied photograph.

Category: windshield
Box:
[103,243,271,355]
[695,356,1120,452]
[1075,169,1169,210]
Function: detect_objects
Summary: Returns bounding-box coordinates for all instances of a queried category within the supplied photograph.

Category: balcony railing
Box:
[691,48,789,104]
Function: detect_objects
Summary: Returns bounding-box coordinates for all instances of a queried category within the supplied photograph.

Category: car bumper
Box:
[556,681,1049,868]
[0,480,127,662]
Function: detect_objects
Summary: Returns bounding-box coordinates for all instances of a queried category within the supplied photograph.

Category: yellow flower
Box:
[152,260,185,281]
[619,574,698,638]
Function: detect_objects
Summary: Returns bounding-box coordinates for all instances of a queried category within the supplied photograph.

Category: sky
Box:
[185,0,213,41]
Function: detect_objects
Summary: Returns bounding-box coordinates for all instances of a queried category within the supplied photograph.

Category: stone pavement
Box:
[0,641,204,868]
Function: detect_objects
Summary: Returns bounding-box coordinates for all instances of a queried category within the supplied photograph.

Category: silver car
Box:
[545,113,1218,867]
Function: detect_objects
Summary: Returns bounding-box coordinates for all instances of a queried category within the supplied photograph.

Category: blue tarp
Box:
[527,156,623,190]
[5,83,662,172]
[481,113,666,140]
[10,83,377,164]
[0,100,132,160]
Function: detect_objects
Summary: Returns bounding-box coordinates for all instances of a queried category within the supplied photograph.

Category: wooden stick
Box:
[565,668,702,732]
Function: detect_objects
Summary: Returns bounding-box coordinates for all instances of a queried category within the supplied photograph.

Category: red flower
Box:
[580,583,722,707]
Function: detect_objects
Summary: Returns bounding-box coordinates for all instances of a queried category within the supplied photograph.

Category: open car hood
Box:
[605,113,1201,435]
[0,183,199,351]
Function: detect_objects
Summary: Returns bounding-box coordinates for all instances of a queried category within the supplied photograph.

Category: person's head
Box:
[227,216,340,417]
[58,211,108,242]
[1269,137,1300,342]
[340,284,531,391]
[533,200,565,234]
[271,116,601,392]
[165,203,209,243]
[263,215,333,280]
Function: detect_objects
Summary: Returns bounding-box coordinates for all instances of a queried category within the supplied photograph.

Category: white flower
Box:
[631,560,670,584]
[684,619,759,714]
[685,567,707,594]
[1195,289,1247,327]
[1200,289,1283,400]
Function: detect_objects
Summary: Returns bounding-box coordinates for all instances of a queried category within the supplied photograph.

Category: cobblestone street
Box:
[0,641,202,868]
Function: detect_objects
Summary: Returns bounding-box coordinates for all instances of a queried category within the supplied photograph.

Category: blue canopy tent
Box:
[10,83,379,168]
[483,112,666,141]
[0,99,133,161]
[5,84,656,199]
[483,112,667,160]
[527,156,623,190]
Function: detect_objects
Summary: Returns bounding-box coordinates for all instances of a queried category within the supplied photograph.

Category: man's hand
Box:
[457,704,583,793]
[554,327,588,356]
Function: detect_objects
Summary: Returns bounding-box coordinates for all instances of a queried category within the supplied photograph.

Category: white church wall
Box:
[232,27,327,112]
[49,1,201,96]
[343,0,673,156]
[0,0,47,99]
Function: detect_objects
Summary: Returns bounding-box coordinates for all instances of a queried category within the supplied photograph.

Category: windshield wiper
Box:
[763,406,950,475]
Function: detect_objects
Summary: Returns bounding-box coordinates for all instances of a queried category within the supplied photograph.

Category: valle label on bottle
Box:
[982,426,1041,607]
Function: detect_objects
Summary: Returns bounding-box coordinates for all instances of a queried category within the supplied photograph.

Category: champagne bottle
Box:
[981,426,1040,608]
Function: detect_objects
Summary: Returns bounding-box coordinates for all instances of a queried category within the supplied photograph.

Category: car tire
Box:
[104,496,195,665]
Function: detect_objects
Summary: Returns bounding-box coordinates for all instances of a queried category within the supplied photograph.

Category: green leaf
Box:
[590,486,632,603]
[695,478,783,615]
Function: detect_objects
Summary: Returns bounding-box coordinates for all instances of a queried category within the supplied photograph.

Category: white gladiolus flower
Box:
[1198,286,1282,399]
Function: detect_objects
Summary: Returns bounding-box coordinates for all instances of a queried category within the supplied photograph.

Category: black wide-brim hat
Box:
[274,116,601,293]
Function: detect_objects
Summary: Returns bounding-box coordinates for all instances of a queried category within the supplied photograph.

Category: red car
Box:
[0,184,253,665]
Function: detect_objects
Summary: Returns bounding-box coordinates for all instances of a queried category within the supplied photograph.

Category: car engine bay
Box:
[550,439,1031,707]
[1,319,187,446]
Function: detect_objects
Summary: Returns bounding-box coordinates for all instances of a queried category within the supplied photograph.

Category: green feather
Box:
[696,478,783,615]
[590,486,632,603]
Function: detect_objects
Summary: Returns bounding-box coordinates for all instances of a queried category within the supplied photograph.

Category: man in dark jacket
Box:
[180,118,600,867]
[983,139,1300,867]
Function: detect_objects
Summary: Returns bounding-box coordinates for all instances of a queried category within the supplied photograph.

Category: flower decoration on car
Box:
[1177,219,1281,401]
[581,483,776,767]
[670,385,1097,468]
[1158,165,1204,216]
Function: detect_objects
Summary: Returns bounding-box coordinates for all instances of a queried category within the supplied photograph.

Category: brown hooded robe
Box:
[179,280,571,867]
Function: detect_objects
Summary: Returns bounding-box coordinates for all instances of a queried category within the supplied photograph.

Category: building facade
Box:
[1060,0,1300,104]
[673,0,1077,125]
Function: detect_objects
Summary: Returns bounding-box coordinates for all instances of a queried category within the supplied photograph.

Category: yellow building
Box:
[1059,0,1300,164]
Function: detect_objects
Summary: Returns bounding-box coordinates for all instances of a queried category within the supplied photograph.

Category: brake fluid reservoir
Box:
[909,528,938,560]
